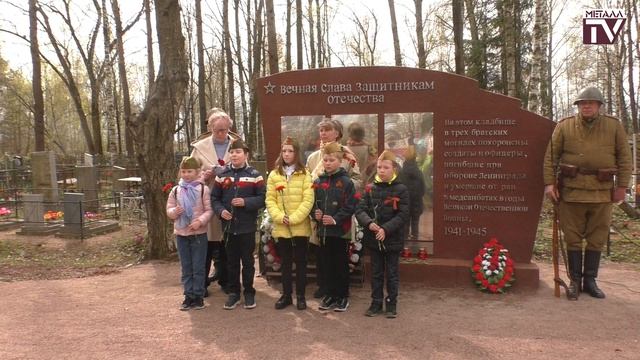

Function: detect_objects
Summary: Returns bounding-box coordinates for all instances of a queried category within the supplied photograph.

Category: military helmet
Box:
[573,86,604,105]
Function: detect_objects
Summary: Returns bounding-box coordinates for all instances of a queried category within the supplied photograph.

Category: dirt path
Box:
[1,261,639,360]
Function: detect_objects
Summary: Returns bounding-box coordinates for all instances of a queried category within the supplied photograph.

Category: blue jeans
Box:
[370,249,400,304]
[177,233,208,298]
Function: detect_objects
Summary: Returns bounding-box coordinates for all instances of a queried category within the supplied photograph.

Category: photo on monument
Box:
[384,112,434,250]
[281,114,378,168]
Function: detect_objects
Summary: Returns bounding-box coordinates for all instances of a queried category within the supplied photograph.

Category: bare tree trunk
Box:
[112,0,135,157]
[464,0,484,86]
[324,0,331,67]
[315,0,323,67]
[528,0,548,114]
[235,0,249,133]
[296,0,303,69]
[285,0,292,70]
[102,0,117,154]
[144,0,155,90]
[626,0,638,133]
[388,0,402,66]
[414,0,426,68]
[452,0,464,74]
[249,0,264,151]
[130,0,188,259]
[29,0,45,151]
[265,0,279,74]
[308,0,316,68]
[223,0,236,123]
[501,0,517,97]
[38,5,97,154]
[195,0,207,134]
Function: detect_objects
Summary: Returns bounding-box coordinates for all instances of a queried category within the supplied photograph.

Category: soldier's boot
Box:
[566,250,582,300]
[583,250,606,299]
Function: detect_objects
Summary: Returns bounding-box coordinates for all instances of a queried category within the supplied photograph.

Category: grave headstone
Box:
[30,151,58,205]
[76,166,98,212]
[17,193,61,235]
[84,153,94,166]
[112,166,128,192]
[62,192,83,235]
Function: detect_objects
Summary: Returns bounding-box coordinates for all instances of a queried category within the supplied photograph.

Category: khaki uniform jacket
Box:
[190,134,238,242]
[265,168,314,238]
[543,114,632,203]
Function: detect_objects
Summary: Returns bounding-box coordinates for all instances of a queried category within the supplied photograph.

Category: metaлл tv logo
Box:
[583,9,626,45]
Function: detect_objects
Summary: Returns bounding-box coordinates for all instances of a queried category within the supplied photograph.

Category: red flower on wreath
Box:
[470,237,516,294]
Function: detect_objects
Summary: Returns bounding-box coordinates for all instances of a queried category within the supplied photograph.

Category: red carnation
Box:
[503,272,512,281]
[218,159,225,166]
[474,255,482,263]
[312,183,319,189]
[354,192,362,200]
[275,185,286,192]
[488,285,498,293]
[472,264,481,272]
[475,272,484,280]
[365,184,373,193]
[506,258,514,266]
[481,279,489,287]
[320,182,329,190]
[497,279,506,288]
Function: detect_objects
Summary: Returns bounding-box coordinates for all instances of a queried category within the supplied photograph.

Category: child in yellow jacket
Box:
[265,137,315,310]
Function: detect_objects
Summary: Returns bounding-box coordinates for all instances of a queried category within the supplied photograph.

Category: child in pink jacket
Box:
[166,157,213,310]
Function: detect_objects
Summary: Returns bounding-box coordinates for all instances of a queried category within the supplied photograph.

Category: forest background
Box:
[0,0,638,257]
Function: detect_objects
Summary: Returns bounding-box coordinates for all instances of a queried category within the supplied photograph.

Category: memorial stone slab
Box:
[30,151,58,205]
[112,166,128,192]
[84,153,94,166]
[76,166,98,212]
[258,67,555,289]
[62,192,84,235]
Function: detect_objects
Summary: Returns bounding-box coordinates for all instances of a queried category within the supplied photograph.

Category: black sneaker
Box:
[365,302,383,317]
[180,296,192,311]
[318,296,336,310]
[203,288,209,298]
[223,293,241,310]
[275,295,292,310]
[244,293,256,309]
[334,297,349,312]
[385,303,397,318]
[296,296,307,310]
[191,297,205,310]
[313,288,326,299]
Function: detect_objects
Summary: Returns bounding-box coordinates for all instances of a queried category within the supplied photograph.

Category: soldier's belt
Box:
[559,164,617,182]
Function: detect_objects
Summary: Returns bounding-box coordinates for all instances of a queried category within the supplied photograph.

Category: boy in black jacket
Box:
[211,139,265,310]
[355,150,409,318]
[313,142,357,312]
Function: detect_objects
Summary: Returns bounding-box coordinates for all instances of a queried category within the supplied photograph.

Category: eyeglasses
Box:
[213,128,229,133]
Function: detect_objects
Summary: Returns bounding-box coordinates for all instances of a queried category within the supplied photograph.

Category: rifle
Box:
[549,136,571,298]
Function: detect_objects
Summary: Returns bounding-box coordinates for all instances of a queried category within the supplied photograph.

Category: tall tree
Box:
[265,0,279,74]
[527,0,549,116]
[296,0,303,69]
[130,0,188,259]
[235,0,249,133]
[308,0,316,68]
[500,0,517,97]
[144,0,155,90]
[414,0,426,68]
[248,0,265,151]
[29,0,45,151]
[101,0,117,154]
[464,0,485,86]
[388,0,402,66]
[112,0,135,157]
[285,0,292,70]
[452,0,464,74]
[195,0,207,134]
[316,0,323,67]
[223,0,236,123]
[625,0,637,133]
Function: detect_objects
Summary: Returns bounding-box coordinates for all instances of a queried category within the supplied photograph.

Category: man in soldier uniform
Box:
[543,86,632,300]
